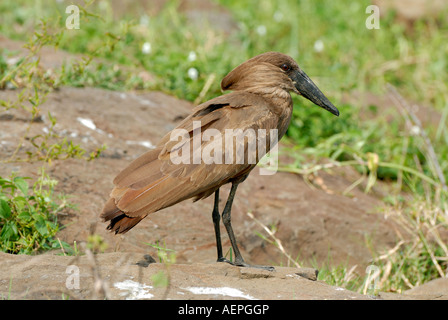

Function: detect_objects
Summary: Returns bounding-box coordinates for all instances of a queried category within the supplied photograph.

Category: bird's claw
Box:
[217,257,275,271]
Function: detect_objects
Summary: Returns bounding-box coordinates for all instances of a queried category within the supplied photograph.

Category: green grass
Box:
[0,0,447,292]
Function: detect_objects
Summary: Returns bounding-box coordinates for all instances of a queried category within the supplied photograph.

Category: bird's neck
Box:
[243,87,293,139]
[244,86,293,113]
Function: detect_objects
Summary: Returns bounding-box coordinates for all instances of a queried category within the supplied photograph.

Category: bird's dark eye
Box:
[280,63,291,72]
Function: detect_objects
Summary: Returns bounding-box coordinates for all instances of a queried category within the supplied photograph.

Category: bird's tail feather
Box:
[100,198,146,234]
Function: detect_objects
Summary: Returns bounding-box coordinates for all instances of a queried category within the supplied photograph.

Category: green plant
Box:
[0,170,72,254]
[317,264,362,293]
[144,240,176,299]
[145,240,176,264]
[86,234,108,254]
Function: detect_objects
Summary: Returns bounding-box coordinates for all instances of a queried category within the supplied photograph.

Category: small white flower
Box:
[188,67,199,81]
[256,25,267,36]
[142,42,151,54]
[187,51,197,62]
[139,14,150,27]
[410,125,421,136]
[313,39,324,53]
[273,11,283,22]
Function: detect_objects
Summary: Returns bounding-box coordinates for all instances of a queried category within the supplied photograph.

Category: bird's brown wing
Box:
[101,92,279,233]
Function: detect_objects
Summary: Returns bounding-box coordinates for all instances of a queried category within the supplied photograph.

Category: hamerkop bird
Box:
[101,52,339,270]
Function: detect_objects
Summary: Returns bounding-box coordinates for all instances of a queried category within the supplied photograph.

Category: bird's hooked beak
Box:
[291,69,339,117]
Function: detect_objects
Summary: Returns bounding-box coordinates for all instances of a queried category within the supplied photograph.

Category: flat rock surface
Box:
[2,252,446,300]
[0,251,372,300]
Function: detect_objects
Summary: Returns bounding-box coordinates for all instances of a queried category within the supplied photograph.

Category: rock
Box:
[2,251,444,300]
[136,254,157,267]
[295,268,319,281]
[0,251,371,300]
[404,278,448,300]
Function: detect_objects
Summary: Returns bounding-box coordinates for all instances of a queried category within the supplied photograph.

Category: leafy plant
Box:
[0,170,72,254]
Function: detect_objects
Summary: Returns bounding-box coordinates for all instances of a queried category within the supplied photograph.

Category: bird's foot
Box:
[217,257,275,271]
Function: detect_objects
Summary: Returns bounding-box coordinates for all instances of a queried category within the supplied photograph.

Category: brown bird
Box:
[101,51,339,270]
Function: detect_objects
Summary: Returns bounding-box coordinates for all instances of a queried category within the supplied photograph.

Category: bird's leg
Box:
[221,182,244,264]
[212,189,224,261]
[220,182,274,271]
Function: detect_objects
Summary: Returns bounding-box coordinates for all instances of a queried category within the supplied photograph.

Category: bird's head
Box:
[221,51,339,116]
